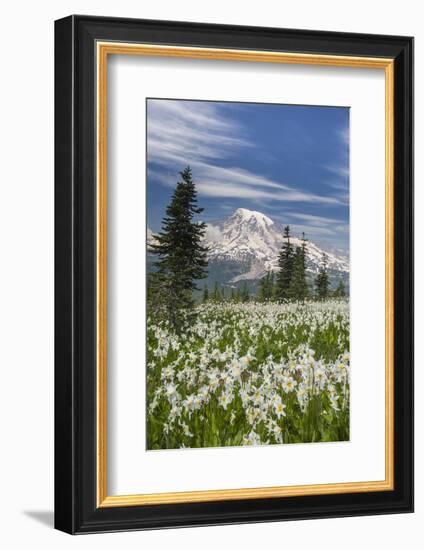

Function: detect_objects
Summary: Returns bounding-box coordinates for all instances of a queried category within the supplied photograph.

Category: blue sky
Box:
[147,98,349,253]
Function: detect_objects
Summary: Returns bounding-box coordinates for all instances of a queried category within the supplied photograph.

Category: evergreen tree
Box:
[202,285,209,303]
[258,274,266,302]
[230,288,236,302]
[147,271,162,315]
[212,282,228,302]
[334,279,346,298]
[289,233,309,301]
[269,271,276,301]
[315,252,330,300]
[276,226,294,300]
[150,166,208,326]
[258,270,274,302]
[241,282,250,303]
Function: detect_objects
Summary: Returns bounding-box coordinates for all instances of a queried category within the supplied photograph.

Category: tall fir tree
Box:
[150,166,208,326]
[258,270,275,302]
[212,281,220,302]
[258,273,266,302]
[334,278,346,298]
[315,252,330,300]
[235,287,242,302]
[241,282,250,303]
[202,285,209,303]
[269,271,276,301]
[289,233,309,301]
[147,271,162,315]
[276,225,294,300]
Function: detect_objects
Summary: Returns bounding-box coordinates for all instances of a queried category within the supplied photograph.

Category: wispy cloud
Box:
[338,126,350,146]
[147,99,345,206]
[195,179,342,204]
[321,122,350,196]
[269,211,349,251]
[324,164,349,179]
[287,212,348,227]
[321,162,349,206]
[147,99,250,165]
[279,223,349,254]
[286,224,335,237]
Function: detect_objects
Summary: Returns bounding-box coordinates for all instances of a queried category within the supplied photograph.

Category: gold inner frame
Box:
[96,42,395,508]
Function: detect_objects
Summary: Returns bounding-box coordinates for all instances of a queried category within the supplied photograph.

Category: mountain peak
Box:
[204,208,349,283]
[231,208,274,226]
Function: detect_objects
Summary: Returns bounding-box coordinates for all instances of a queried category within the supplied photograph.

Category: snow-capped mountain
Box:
[203,208,349,283]
[147,208,349,287]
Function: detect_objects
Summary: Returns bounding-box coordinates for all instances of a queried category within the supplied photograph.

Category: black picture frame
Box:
[55,15,414,534]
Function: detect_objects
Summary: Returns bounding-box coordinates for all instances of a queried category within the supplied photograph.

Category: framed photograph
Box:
[54,15,413,534]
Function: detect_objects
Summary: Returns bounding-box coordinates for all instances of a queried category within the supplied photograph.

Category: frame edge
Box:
[54,15,77,535]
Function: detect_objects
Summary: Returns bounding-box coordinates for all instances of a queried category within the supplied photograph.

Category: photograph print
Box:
[146,98,350,451]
